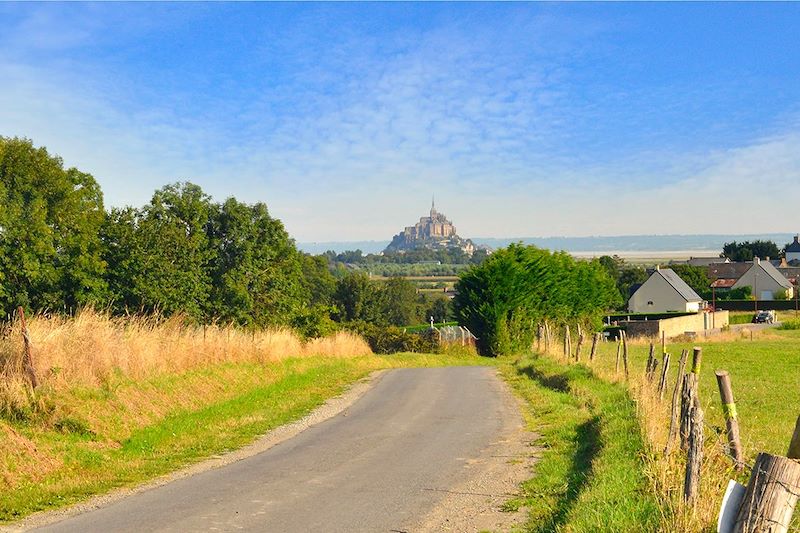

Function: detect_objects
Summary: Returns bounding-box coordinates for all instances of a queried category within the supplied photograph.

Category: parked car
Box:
[752,310,776,324]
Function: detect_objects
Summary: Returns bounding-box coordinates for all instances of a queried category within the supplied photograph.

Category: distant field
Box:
[375,275,460,282]
[571,250,720,265]
[728,310,799,324]
[362,263,469,277]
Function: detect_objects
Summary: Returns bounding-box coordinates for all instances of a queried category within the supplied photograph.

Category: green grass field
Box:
[590,329,800,459]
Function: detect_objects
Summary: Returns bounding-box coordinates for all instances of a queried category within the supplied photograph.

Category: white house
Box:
[628,267,704,313]
[731,257,794,300]
[786,235,800,264]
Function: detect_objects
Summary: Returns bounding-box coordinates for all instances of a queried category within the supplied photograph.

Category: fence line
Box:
[533,321,800,531]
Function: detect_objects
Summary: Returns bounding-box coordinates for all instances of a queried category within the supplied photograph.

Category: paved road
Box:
[38,367,516,533]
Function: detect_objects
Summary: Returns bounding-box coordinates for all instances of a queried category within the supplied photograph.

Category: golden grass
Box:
[0,309,372,420]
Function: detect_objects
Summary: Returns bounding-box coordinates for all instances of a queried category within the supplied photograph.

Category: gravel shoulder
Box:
[411,369,538,532]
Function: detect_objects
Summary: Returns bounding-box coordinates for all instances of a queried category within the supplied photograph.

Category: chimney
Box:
[795,235,800,245]
[755,257,761,265]
[765,256,770,262]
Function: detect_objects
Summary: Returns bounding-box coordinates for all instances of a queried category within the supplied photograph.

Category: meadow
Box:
[534,325,800,531]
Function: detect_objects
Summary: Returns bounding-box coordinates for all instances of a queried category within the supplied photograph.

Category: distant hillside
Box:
[298,234,797,255]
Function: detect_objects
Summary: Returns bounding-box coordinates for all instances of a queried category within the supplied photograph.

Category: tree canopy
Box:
[722,240,780,262]
[454,245,621,356]
[0,137,107,317]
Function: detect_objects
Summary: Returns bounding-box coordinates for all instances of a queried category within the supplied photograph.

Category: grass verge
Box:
[0,352,488,523]
[547,327,800,531]
[499,354,661,532]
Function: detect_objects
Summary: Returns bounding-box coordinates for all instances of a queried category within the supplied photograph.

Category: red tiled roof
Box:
[710,278,736,289]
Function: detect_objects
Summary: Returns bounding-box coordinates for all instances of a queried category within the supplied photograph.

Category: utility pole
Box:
[754,263,759,314]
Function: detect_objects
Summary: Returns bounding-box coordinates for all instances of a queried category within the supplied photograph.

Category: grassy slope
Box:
[0,353,488,522]
[500,356,661,532]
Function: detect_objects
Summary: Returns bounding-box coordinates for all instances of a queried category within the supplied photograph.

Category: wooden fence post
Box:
[615,337,622,374]
[646,342,656,381]
[665,349,689,456]
[658,352,671,401]
[17,307,38,390]
[547,322,552,354]
[589,332,598,362]
[564,325,570,359]
[537,324,542,352]
[575,333,584,362]
[684,399,704,505]
[621,330,629,379]
[733,453,800,533]
[691,346,703,375]
[680,373,698,452]
[787,415,800,460]
[715,370,744,470]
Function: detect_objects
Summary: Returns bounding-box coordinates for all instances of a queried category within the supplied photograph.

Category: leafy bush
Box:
[343,322,439,354]
[454,244,621,356]
[778,319,800,330]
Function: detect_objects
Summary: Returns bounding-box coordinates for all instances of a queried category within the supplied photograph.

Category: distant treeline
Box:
[0,137,449,337]
[322,247,489,265]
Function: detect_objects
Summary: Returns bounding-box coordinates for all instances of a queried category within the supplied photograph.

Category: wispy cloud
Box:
[1,3,798,241]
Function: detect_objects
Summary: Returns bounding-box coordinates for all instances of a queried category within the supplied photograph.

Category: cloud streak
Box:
[1,3,798,241]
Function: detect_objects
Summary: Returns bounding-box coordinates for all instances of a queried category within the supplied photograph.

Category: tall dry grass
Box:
[0,309,372,404]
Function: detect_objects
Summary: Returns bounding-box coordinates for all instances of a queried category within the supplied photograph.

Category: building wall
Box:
[623,311,729,339]
[629,272,699,313]
[732,266,793,300]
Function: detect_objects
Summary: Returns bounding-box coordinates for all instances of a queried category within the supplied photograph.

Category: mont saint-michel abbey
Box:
[384,200,477,255]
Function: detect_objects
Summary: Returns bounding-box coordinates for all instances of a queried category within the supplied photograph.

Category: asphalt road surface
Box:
[37,367,517,533]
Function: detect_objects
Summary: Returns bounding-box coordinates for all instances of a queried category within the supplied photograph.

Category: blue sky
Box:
[1,3,799,242]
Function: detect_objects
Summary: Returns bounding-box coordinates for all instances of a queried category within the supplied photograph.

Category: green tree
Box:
[668,264,711,296]
[206,198,306,327]
[332,272,384,323]
[427,295,452,323]
[380,277,421,326]
[454,245,620,356]
[101,183,214,321]
[0,137,107,316]
[722,240,780,262]
[299,254,337,307]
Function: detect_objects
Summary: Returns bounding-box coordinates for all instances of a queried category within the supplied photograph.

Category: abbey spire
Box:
[384,201,476,255]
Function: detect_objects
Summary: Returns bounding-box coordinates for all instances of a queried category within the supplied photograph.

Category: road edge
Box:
[3,369,389,532]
